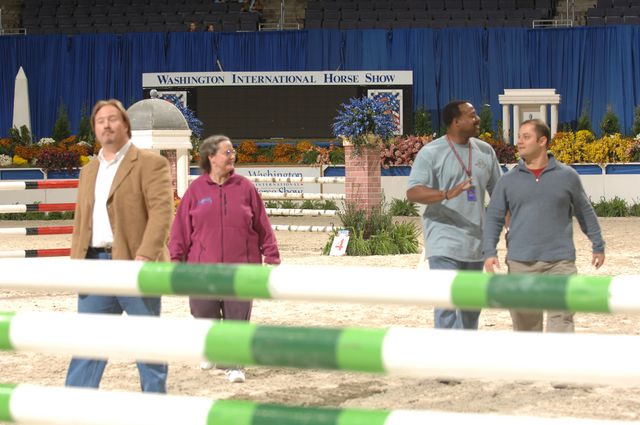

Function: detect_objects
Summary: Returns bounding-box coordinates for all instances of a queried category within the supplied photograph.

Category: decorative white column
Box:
[499,89,561,145]
[176,148,190,198]
[502,104,510,143]
[539,104,547,124]
[551,105,559,139]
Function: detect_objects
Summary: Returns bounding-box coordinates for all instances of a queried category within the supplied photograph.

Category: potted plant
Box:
[332,95,397,155]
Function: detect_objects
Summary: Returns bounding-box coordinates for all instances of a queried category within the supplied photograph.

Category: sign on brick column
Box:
[344,145,381,213]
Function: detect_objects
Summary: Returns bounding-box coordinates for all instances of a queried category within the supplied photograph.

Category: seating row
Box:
[23,12,260,35]
[307,17,542,30]
[306,0,554,11]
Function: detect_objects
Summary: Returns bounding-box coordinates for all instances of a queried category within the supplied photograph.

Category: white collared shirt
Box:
[91,141,132,248]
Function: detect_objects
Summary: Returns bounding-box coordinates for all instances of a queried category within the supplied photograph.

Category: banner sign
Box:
[143,71,413,87]
[234,166,322,194]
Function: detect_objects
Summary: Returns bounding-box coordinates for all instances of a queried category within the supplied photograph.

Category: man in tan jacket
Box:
[65,99,174,393]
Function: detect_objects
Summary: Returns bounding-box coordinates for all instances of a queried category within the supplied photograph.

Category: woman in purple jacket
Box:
[169,135,281,383]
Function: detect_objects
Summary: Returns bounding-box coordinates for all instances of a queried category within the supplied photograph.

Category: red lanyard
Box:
[446,137,472,178]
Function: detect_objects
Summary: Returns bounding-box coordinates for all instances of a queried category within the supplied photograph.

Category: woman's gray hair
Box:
[199,135,231,173]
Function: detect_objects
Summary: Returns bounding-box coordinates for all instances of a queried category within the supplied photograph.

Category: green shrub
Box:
[592,196,628,217]
[46,211,74,220]
[321,200,338,210]
[300,199,323,210]
[329,148,345,164]
[390,221,421,254]
[265,200,278,208]
[369,231,400,255]
[389,198,419,216]
[78,104,94,143]
[2,210,75,220]
[9,125,32,146]
[633,105,640,137]
[52,104,72,142]
[600,105,621,136]
[628,201,640,217]
[277,200,297,209]
[414,107,432,137]
[345,230,371,256]
[301,150,319,164]
[337,201,367,234]
[326,198,420,256]
[479,103,493,135]
[577,102,593,133]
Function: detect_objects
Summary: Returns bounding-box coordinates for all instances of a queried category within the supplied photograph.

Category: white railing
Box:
[532,19,574,28]
[259,22,300,31]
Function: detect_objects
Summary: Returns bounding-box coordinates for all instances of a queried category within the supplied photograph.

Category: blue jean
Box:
[428,256,483,330]
[65,251,167,393]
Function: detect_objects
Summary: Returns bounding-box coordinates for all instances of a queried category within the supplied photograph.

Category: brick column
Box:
[344,145,381,213]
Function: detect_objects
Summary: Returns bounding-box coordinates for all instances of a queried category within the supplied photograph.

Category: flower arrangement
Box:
[14,145,40,162]
[79,155,92,166]
[583,134,631,164]
[160,95,203,139]
[478,132,518,163]
[296,140,313,152]
[380,135,432,169]
[12,155,28,165]
[550,131,588,164]
[35,149,80,173]
[0,154,12,167]
[234,140,337,165]
[0,138,12,156]
[550,131,634,164]
[236,140,258,163]
[628,134,640,162]
[37,137,56,147]
[273,142,299,163]
[332,95,397,152]
[159,94,204,165]
[303,143,344,166]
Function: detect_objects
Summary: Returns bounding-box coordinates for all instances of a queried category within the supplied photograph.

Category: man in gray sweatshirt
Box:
[482,119,605,332]
[408,100,502,330]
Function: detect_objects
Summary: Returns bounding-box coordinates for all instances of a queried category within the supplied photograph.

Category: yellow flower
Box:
[79,155,91,166]
[12,155,28,165]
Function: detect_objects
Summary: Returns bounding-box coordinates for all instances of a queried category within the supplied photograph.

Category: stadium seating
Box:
[21,0,263,35]
[586,0,640,25]
[304,0,557,30]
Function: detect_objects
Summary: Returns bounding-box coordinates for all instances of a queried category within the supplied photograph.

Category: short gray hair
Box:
[199,135,231,173]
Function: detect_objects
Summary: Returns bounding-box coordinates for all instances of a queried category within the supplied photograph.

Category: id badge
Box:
[467,187,477,202]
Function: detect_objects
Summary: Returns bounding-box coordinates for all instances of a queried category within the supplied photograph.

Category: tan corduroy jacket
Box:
[70,144,174,261]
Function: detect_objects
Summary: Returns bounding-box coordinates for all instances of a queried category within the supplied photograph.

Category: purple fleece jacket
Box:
[169,172,280,265]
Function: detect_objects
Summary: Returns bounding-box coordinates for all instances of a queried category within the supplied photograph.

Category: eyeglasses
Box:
[224,149,237,157]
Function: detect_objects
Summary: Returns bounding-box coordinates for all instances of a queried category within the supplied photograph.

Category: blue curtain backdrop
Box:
[1,26,640,138]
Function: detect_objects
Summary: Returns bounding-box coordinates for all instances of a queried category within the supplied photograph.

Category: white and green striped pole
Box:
[2,311,640,386]
[0,384,626,425]
[0,259,637,313]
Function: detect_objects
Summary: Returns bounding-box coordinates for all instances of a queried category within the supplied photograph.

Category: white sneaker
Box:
[199,361,214,370]
[226,369,245,383]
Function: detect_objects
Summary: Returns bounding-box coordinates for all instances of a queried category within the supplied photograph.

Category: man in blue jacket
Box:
[483,119,605,332]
